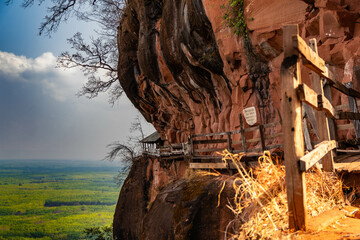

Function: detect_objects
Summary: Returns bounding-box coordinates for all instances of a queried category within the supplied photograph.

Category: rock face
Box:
[114,0,360,239]
[118,0,360,144]
[113,157,235,240]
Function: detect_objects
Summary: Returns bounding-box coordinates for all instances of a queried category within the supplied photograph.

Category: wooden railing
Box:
[281,25,360,231]
[153,116,283,166]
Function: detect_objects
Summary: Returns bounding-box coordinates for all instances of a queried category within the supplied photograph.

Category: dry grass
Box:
[212,150,344,240]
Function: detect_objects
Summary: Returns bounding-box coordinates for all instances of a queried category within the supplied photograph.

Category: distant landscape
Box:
[0,159,126,240]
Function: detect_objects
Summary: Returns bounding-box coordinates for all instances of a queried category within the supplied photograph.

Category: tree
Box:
[104,116,146,186]
[104,116,145,166]
[8,0,126,104]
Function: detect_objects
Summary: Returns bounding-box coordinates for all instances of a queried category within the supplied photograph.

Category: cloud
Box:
[0,51,85,102]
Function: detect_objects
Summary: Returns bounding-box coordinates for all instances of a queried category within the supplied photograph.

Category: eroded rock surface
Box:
[118,0,360,144]
[113,156,234,240]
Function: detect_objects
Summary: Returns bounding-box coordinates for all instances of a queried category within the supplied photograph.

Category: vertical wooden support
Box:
[227,132,233,152]
[239,114,247,152]
[259,125,265,151]
[309,39,334,171]
[281,25,307,231]
[345,82,360,146]
[189,136,194,162]
[323,78,337,141]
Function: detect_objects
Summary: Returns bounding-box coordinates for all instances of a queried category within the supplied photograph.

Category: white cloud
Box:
[0,51,86,102]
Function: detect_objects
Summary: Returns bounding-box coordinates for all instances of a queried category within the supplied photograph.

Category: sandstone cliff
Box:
[114,0,360,239]
[118,0,360,144]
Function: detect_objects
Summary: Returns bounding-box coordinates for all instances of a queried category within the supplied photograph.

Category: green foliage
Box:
[0,159,124,240]
[84,225,113,240]
[222,0,252,38]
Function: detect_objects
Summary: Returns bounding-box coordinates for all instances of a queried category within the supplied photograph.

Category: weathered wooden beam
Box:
[299,140,337,171]
[337,112,360,120]
[192,139,227,145]
[292,35,327,74]
[297,83,336,119]
[189,162,234,169]
[308,38,335,172]
[194,148,227,153]
[336,149,360,153]
[337,124,354,131]
[282,25,307,231]
[326,78,360,99]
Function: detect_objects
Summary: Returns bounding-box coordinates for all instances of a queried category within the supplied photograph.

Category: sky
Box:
[0,2,153,160]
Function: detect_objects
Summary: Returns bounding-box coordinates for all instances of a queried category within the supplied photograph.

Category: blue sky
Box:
[0,2,153,160]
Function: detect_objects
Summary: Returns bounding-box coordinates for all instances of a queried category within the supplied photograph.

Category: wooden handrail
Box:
[299,140,337,171]
[293,34,360,99]
[297,83,336,118]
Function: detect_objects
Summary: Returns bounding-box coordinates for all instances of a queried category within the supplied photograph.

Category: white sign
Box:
[243,107,257,126]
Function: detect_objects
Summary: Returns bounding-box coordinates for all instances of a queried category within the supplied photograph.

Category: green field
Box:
[0,159,126,240]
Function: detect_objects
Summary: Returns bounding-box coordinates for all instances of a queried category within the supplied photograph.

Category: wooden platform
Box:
[334,153,360,172]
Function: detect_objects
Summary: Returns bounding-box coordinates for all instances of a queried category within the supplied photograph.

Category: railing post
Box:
[345,82,360,148]
[281,24,307,231]
[239,114,247,152]
[259,125,265,152]
[227,132,232,153]
[309,39,335,171]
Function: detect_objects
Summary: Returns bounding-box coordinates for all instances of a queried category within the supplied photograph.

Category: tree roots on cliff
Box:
[201,150,344,239]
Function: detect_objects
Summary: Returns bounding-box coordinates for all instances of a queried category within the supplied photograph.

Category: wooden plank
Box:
[192,139,227,145]
[189,162,237,169]
[337,112,360,120]
[337,149,360,153]
[244,125,260,132]
[326,78,360,99]
[335,153,360,163]
[308,39,335,172]
[337,124,354,131]
[281,25,307,231]
[297,83,336,119]
[293,35,327,74]
[299,140,337,171]
[194,148,226,153]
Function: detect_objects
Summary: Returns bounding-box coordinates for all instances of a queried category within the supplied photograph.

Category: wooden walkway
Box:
[335,153,360,172]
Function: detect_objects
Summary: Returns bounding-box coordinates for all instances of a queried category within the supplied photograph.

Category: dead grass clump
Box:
[217,150,344,239]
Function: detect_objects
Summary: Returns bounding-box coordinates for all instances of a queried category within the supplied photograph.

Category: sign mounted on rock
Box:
[243,107,257,126]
